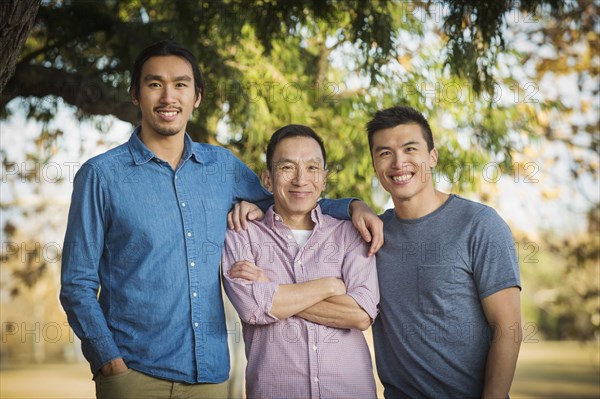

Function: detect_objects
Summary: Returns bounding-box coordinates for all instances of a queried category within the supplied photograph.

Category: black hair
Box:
[129,40,203,100]
[266,124,327,170]
[366,106,435,152]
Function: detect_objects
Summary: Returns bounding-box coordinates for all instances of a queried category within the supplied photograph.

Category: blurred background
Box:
[0,0,598,398]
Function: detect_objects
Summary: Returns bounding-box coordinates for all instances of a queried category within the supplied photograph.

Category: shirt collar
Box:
[128,127,201,165]
[265,204,323,230]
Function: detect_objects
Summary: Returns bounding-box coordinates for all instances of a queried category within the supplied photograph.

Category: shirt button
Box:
[314,377,319,383]
[275,215,280,221]
[190,262,195,267]
[312,345,317,351]
[181,202,186,207]
[187,232,192,237]
[297,260,302,265]
[287,235,293,239]
[194,322,199,327]
[193,292,197,297]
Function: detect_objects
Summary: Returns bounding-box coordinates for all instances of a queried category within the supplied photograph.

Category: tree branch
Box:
[1,64,138,125]
[0,0,41,94]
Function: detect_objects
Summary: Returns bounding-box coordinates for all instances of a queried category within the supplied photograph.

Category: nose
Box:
[159,85,176,104]
[390,153,404,169]
[291,167,307,185]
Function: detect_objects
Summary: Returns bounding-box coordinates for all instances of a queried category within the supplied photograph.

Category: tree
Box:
[2,0,575,199]
[1,0,598,345]
[0,0,41,94]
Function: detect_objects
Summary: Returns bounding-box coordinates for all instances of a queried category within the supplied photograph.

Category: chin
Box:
[157,129,181,137]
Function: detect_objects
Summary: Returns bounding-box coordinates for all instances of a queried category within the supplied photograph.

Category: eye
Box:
[176,82,188,87]
[148,82,161,88]
[406,147,417,152]
[378,150,392,157]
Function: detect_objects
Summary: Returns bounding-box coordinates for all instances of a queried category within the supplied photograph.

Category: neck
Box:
[139,128,185,169]
[393,188,449,220]
[275,209,315,230]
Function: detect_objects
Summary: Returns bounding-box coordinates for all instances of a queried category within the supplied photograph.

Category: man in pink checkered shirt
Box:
[222,124,380,399]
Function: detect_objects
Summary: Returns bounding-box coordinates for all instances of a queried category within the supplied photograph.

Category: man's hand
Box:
[349,200,384,256]
[100,357,128,377]
[227,201,265,232]
[227,260,271,283]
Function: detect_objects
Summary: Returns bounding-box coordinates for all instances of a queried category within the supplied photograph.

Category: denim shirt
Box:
[60,129,352,384]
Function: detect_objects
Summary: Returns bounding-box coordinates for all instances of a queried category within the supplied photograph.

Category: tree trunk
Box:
[0,0,41,95]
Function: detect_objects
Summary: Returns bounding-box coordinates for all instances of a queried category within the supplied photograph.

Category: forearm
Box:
[481,287,522,399]
[297,294,371,330]
[482,327,521,398]
[270,277,344,320]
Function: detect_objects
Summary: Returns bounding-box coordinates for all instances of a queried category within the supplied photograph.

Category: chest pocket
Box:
[201,199,230,242]
[417,265,457,315]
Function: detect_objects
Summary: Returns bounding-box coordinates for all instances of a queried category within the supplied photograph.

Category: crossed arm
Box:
[226,260,374,330]
[226,260,348,320]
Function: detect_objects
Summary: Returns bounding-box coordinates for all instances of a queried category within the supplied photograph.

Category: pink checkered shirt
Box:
[222,205,379,399]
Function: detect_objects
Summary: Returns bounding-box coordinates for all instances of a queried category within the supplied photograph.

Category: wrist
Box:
[348,199,361,216]
[100,358,128,376]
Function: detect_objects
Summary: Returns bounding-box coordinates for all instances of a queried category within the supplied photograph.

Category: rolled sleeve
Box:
[222,229,280,325]
[342,228,380,322]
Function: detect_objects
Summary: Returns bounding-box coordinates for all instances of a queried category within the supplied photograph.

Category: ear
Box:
[194,93,202,109]
[261,169,273,192]
[429,148,439,168]
[131,90,139,106]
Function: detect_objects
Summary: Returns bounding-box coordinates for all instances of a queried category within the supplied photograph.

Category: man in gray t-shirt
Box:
[366,106,521,398]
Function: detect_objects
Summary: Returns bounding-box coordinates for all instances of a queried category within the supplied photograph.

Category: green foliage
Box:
[2,0,598,344]
[5,0,556,201]
[442,0,566,95]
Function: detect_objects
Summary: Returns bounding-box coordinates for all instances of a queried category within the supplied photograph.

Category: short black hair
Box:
[366,106,435,152]
[266,124,327,171]
[129,40,203,101]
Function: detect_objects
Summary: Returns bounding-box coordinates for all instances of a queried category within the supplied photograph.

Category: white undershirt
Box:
[291,229,313,248]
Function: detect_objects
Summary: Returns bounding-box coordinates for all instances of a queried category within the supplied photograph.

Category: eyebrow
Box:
[402,140,421,147]
[274,158,324,165]
[374,141,421,152]
[143,74,192,82]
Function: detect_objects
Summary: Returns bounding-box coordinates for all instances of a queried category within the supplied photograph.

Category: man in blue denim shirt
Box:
[60,40,382,398]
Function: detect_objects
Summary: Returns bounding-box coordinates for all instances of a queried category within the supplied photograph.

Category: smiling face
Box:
[132,55,201,138]
[371,123,438,209]
[262,136,327,229]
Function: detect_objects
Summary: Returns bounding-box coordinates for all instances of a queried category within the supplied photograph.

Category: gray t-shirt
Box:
[373,194,521,398]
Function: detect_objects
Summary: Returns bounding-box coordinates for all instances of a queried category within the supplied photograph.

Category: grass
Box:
[511,340,599,398]
[0,340,598,398]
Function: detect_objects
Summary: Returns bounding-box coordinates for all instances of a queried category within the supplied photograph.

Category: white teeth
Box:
[159,111,177,117]
[392,175,411,182]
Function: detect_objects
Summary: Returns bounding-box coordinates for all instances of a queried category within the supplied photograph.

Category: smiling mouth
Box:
[155,108,181,120]
[158,110,178,116]
[289,191,312,197]
[391,174,413,183]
